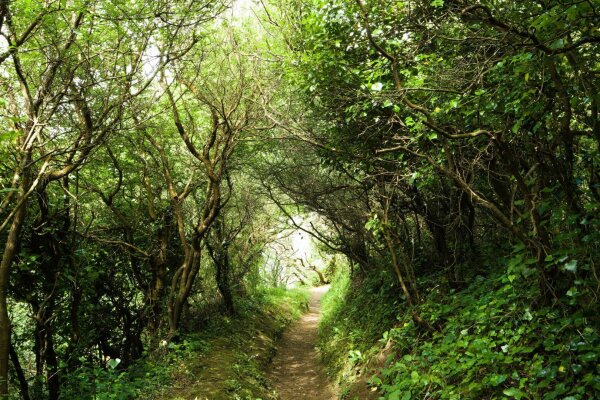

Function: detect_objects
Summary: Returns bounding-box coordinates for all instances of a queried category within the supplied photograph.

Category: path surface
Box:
[268,285,336,400]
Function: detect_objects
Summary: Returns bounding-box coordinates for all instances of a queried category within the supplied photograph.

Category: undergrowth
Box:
[320,268,600,400]
[61,287,308,400]
[318,268,399,392]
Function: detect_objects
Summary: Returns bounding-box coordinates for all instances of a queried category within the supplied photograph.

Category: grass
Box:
[149,287,309,400]
[318,268,399,398]
[60,287,309,400]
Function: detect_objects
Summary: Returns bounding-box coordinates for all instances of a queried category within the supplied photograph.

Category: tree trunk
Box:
[215,251,235,316]
[43,328,60,400]
[168,248,201,335]
[0,194,28,398]
[9,344,30,400]
[147,208,171,332]
[148,256,167,332]
[311,266,328,285]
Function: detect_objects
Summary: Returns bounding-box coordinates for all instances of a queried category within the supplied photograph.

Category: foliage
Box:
[1,2,299,398]
[320,263,600,399]
[277,0,600,301]
[1,0,599,398]
[60,356,171,400]
[59,288,307,400]
[318,267,399,390]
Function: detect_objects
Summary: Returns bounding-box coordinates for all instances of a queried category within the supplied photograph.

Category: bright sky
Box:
[261,212,331,287]
[292,230,311,260]
[230,0,258,20]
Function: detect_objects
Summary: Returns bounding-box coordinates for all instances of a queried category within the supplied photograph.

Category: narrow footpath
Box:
[268,285,336,400]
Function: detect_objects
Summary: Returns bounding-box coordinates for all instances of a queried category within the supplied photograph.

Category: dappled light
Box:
[269,286,335,400]
[0,0,598,399]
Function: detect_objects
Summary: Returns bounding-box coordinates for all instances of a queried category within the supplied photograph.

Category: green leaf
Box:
[503,388,525,398]
[564,260,577,273]
[408,172,419,186]
[388,389,401,400]
[107,358,121,370]
[490,374,507,386]
[410,370,419,381]
[371,82,383,91]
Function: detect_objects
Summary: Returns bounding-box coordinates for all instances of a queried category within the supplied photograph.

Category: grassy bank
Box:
[63,288,308,400]
[151,287,309,400]
[319,268,600,399]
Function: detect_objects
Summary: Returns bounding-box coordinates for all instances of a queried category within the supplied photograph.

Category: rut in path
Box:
[268,285,336,400]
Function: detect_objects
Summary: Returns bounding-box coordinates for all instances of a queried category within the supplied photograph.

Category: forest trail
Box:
[268,286,336,400]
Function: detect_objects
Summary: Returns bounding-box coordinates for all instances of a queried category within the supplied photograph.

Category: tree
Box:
[0,0,225,395]
[271,0,599,302]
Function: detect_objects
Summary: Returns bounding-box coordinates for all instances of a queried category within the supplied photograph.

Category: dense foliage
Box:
[0,1,294,398]
[267,0,600,398]
[0,0,598,398]
[320,265,599,399]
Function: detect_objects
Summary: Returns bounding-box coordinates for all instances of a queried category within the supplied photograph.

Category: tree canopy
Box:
[0,0,598,398]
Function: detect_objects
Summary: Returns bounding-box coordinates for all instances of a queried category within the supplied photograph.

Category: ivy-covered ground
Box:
[319,267,600,400]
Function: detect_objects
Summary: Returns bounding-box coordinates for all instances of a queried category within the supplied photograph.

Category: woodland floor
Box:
[268,286,337,400]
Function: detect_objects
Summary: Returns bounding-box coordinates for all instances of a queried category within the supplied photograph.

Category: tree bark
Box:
[207,225,235,316]
[168,248,201,335]
[9,344,30,400]
[0,183,29,398]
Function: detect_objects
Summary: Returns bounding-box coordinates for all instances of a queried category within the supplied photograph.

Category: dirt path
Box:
[268,285,336,400]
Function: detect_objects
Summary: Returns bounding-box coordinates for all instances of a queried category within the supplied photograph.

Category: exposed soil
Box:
[268,286,337,400]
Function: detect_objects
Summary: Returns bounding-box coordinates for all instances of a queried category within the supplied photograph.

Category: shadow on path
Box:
[268,285,336,400]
